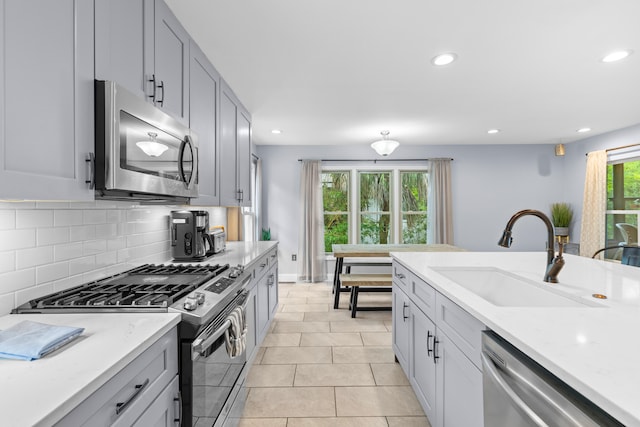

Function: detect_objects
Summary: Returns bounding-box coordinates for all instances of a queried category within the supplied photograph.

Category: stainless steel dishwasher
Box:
[481,331,624,427]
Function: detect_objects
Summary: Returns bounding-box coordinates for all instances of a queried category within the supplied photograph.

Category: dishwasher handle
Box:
[481,352,549,427]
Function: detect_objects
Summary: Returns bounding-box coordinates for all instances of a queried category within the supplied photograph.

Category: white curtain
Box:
[427,158,454,244]
[297,160,327,282]
[579,150,607,257]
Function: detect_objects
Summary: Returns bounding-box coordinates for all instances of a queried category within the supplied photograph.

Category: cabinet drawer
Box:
[410,275,436,321]
[57,328,178,426]
[435,294,485,369]
[253,254,270,281]
[392,261,410,290]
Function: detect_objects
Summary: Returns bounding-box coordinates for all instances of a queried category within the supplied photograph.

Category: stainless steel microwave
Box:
[94,80,198,202]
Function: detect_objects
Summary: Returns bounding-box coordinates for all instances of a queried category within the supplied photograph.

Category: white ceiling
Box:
[166,0,640,148]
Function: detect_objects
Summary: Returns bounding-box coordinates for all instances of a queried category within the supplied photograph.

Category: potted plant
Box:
[550,203,573,237]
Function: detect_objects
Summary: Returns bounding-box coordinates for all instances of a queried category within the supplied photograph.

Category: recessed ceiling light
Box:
[487,129,500,134]
[602,50,633,63]
[577,127,592,133]
[271,129,282,134]
[432,52,458,66]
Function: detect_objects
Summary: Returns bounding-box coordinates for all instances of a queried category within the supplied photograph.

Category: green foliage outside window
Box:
[323,172,349,252]
[605,160,640,257]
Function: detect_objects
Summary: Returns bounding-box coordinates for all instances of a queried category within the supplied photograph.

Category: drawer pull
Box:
[116,378,150,415]
[395,272,406,279]
[427,330,433,357]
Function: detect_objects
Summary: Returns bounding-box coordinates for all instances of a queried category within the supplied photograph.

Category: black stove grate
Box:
[24,263,230,309]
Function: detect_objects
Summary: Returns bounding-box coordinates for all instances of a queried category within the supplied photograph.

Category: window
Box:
[322,167,428,252]
[606,159,640,251]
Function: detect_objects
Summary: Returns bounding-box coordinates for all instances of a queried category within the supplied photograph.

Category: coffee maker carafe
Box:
[171,210,213,260]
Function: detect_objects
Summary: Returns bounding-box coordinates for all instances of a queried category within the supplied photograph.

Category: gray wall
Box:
[257,143,567,279]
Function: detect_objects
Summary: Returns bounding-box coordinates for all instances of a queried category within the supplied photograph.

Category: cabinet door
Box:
[0,0,94,200]
[267,268,279,318]
[245,286,257,362]
[435,332,483,427]
[189,41,220,205]
[411,304,437,424]
[236,107,252,206]
[256,272,270,342]
[132,376,179,427]
[219,80,239,206]
[95,0,153,100]
[154,0,189,124]
[392,287,411,375]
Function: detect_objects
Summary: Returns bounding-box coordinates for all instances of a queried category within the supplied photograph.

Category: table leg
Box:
[333,257,344,309]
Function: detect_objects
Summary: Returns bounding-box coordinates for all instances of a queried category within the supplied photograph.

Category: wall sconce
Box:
[555,143,565,156]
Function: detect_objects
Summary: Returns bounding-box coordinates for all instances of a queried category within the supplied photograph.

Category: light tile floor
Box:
[239,282,431,427]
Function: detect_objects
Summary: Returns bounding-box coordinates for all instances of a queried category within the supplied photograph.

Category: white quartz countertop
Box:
[391,251,640,427]
[0,312,181,427]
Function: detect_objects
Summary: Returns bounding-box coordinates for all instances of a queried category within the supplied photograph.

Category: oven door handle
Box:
[192,291,249,359]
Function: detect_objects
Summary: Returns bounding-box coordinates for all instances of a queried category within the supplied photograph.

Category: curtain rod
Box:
[585,143,640,155]
[297,158,453,162]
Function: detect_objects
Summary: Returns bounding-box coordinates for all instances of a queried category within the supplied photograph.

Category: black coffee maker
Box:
[171,210,214,261]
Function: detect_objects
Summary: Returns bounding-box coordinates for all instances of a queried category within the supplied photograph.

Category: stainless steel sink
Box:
[434,267,600,307]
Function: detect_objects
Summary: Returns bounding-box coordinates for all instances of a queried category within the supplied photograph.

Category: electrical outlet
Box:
[292,254,297,261]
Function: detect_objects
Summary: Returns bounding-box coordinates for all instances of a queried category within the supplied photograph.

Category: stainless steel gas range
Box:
[13,262,252,427]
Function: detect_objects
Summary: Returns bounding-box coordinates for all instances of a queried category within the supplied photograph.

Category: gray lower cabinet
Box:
[0,0,94,200]
[245,284,258,361]
[189,41,220,205]
[57,327,179,426]
[219,79,252,207]
[254,248,279,344]
[392,261,484,427]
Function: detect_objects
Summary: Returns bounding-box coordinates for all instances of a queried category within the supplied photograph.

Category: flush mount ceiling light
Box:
[136,132,169,157]
[432,52,458,66]
[602,50,633,63]
[487,129,500,134]
[577,127,592,133]
[371,131,400,156]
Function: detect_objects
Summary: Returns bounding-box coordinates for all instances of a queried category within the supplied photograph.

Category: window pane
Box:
[402,213,427,244]
[401,172,428,211]
[360,213,390,244]
[323,172,349,251]
[324,214,349,252]
[360,172,390,212]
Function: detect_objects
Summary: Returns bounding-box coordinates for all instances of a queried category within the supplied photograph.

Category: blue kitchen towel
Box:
[0,320,84,361]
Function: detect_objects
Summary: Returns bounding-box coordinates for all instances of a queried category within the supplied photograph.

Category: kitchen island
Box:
[392,251,640,427]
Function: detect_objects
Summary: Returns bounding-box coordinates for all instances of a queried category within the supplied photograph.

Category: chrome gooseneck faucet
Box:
[498,209,565,283]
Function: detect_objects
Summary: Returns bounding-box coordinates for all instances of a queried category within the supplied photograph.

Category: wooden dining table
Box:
[331,243,465,309]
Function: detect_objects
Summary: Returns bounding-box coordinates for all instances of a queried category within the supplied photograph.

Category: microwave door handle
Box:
[178,136,196,189]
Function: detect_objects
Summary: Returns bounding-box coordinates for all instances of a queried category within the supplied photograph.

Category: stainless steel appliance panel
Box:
[481,331,623,427]
[95,80,198,201]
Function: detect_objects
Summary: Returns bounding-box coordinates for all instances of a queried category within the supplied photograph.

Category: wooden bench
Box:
[333,259,391,309]
[339,273,393,318]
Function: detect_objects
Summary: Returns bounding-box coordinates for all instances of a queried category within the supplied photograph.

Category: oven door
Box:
[95,80,198,200]
[187,296,249,427]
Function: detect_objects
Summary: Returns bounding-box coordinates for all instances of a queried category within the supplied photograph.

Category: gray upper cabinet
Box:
[0,0,94,200]
[153,0,190,125]
[95,0,153,100]
[189,41,220,205]
[95,0,189,125]
[219,80,252,207]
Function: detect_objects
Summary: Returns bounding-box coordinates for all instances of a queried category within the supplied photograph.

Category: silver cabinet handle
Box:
[173,391,182,426]
[427,330,433,357]
[395,272,406,279]
[402,302,409,321]
[481,353,547,426]
[268,274,275,286]
[85,153,95,189]
[116,378,150,415]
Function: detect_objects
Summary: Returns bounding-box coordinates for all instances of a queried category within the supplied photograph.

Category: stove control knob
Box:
[183,296,198,311]
[195,292,205,305]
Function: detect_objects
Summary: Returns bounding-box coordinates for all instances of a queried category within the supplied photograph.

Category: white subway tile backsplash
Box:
[0,268,36,293]
[37,227,70,246]
[54,242,84,262]
[0,210,16,229]
[0,229,36,251]
[0,201,183,315]
[16,246,54,269]
[54,210,83,227]
[36,262,70,284]
[16,210,53,229]
[0,252,15,273]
